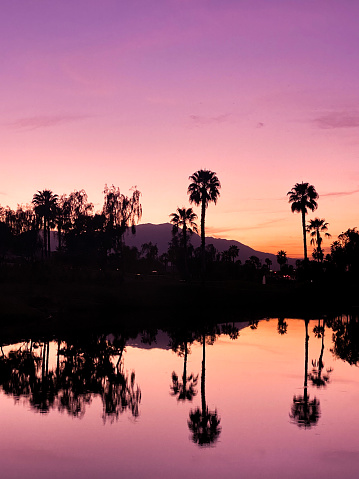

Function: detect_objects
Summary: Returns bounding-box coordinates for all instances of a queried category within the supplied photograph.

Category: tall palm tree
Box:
[188,170,221,273]
[307,218,331,262]
[32,189,59,256]
[170,207,198,277]
[287,182,318,261]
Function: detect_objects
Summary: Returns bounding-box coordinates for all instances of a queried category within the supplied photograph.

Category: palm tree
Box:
[228,245,239,263]
[265,258,272,271]
[307,218,331,262]
[32,189,59,256]
[287,182,318,261]
[170,207,198,277]
[188,170,221,274]
[276,250,287,272]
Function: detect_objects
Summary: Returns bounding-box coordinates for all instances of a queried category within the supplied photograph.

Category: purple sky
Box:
[1,0,359,255]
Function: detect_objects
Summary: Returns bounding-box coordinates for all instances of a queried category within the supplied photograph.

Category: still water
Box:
[0,317,358,479]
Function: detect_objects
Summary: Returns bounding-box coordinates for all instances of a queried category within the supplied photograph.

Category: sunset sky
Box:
[2,0,359,257]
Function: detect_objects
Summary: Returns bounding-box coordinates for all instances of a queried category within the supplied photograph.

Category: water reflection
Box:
[309,319,332,388]
[290,319,321,428]
[169,327,198,402]
[0,335,141,421]
[328,314,359,365]
[0,316,358,478]
[188,327,222,447]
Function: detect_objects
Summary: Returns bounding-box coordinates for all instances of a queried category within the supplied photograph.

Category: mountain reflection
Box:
[290,319,321,429]
[0,335,141,421]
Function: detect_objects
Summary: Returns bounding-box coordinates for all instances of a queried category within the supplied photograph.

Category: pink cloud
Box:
[189,113,231,126]
[6,115,90,130]
[314,111,359,129]
[321,188,359,197]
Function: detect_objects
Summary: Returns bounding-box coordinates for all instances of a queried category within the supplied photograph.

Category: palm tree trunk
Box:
[301,209,307,261]
[48,224,51,256]
[183,224,188,278]
[201,333,206,414]
[201,198,206,275]
[43,218,47,257]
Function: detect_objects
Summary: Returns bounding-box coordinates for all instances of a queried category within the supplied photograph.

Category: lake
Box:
[0,316,358,478]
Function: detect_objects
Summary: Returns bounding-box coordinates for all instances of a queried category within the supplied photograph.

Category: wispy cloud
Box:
[6,114,90,131]
[314,111,359,129]
[206,218,285,234]
[206,226,239,235]
[321,188,359,197]
[189,113,231,126]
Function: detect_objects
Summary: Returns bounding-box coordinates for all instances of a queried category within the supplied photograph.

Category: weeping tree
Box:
[102,185,142,255]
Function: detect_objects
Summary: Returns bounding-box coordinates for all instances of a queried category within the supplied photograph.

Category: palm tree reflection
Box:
[309,320,332,388]
[170,329,198,402]
[188,329,221,446]
[290,319,320,428]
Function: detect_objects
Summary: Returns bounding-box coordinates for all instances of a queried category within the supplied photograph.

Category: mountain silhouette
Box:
[124,223,296,267]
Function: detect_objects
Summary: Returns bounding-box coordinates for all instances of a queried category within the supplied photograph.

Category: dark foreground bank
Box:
[0,263,358,339]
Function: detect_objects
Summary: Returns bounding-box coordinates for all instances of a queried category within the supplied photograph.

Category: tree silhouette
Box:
[188,170,221,275]
[170,337,198,402]
[32,189,59,256]
[287,182,318,261]
[307,218,331,262]
[309,320,331,387]
[265,258,272,271]
[170,207,198,277]
[102,185,142,255]
[277,317,288,335]
[290,319,320,428]
[188,330,221,446]
[228,245,239,263]
[329,314,359,365]
[276,250,287,272]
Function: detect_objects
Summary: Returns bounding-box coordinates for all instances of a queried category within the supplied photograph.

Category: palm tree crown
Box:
[188,170,221,208]
[287,182,318,215]
[287,182,318,261]
[170,207,198,236]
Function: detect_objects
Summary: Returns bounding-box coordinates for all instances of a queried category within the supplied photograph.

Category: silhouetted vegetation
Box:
[288,182,319,262]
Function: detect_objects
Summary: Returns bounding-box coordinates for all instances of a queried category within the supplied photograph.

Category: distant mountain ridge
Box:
[124,223,296,267]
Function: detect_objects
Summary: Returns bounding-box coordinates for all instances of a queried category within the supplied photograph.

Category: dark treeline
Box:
[0,186,142,268]
[1,185,359,284]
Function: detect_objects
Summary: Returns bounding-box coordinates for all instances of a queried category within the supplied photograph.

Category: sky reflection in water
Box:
[0,317,358,479]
